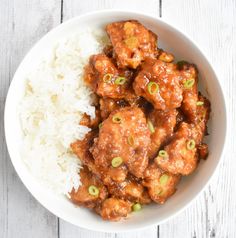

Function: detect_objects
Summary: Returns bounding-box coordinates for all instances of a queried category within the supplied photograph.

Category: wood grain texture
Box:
[159,0,236,237]
[0,0,61,237]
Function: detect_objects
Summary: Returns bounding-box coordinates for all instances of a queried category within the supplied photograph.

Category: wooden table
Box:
[0,0,235,237]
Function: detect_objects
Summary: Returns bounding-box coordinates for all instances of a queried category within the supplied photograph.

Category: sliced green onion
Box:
[103,73,113,83]
[111,157,123,168]
[115,76,127,85]
[196,101,204,106]
[156,187,163,196]
[98,122,103,129]
[186,139,196,150]
[158,150,168,158]
[112,115,122,124]
[159,174,169,186]
[147,82,159,95]
[88,185,99,196]
[184,78,195,89]
[127,135,135,146]
[132,203,142,212]
[147,120,155,134]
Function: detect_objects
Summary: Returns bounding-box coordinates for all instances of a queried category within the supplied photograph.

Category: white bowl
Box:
[4,10,227,232]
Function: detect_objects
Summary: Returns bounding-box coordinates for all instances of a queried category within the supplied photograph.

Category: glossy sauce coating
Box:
[133,58,183,110]
[91,107,151,178]
[106,20,158,69]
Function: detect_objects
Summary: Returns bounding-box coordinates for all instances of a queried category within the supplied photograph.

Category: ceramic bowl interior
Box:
[4,10,227,232]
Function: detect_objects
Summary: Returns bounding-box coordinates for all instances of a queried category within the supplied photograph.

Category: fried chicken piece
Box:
[155,95,210,175]
[106,20,158,69]
[178,62,199,122]
[107,175,151,204]
[133,58,183,110]
[97,198,132,221]
[79,109,101,129]
[143,163,180,204]
[84,54,134,99]
[158,49,174,63]
[69,166,108,209]
[71,131,98,174]
[148,109,178,158]
[91,107,151,178]
[71,131,128,183]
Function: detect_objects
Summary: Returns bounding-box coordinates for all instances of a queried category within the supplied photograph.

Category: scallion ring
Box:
[186,139,196,150]
[98,122,103,129]
[147,81,159,95]
[127,135,135,146]
[111,157,123,168]
[112,115,122,124]
[103,73,113,83]
[115,76,127,85]
[196,101,204,106]
[88,185,99,197]
[158,150,168,158]
[147,120,155,133]
[132,203,142,212]
[159,174,169,186]
[184,78,195,89]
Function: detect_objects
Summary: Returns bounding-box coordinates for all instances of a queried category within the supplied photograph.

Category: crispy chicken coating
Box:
[69,167,108,209]
[97,198,132,221]
[71,131,128,183]
[143,163,181,204]
[148,109,178,158]
[84,54,134,99]
[79,109,101,129]
[106,20,158,69]
[133,58,183,110]
[91,107,151,178]
[107,175,151,204]
[178,62,199,122]
[155,96,210,175]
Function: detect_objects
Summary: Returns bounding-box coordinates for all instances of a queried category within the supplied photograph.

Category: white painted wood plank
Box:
[63,0,159,20]
[0,0,61,237]
[159,0,236,237]
[59,0,159,237]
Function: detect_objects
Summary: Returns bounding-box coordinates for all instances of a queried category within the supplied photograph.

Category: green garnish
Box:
[147,120,155,133]
[186,139,196,150]
[196,101,204,106]
[127,135,135,146]
[98,122,103,129]
[132,203,142,212]
[112,115,122,124]
[88,185,99,196]
[103,73,113,83]
[159,174,169,186]
[147,82,159,95]
[111,157,123,168]
[156,188,163,196]
[158,150,168,158]
[115,76,127,85]
[184,78,195,89]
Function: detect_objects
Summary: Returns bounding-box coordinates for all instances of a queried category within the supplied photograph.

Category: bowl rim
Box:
[4,9,227,233]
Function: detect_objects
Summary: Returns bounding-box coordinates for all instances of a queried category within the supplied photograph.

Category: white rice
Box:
[19,28,108,194]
